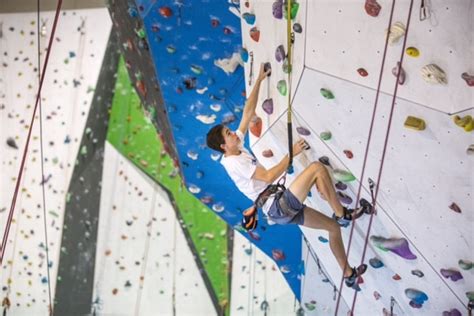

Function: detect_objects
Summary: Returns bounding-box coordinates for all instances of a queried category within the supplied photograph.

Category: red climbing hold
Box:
[211,18,220,28]
[392,274,401,280]
[272,249,286,261]
[250,27,260,42]
[249,116,263,137]
[262,149,274,158]
[136,80,146,96]
[364,0,381,17]
[343,150,353,159]
[245,1,250,8]
[357,68,368,77]
[461,72,474,87]
[159,6,173,18]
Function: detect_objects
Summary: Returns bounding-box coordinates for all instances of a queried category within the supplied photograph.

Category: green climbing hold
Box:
[320,88,334,99]
[333,169,356,182]
[277,80,287,96]
[283,57,292,74]
[467,292,474,301]
[135,28,146,39]
[80,145,87,155]
[190,64,203,75]
[284,1,300,20]
[320,131,332,141]
[459,259,474,270]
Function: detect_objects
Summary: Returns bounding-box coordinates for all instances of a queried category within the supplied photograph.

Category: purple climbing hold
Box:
[337,191,353,204]
[272,1,283,19]
[275,45,285,62]
[262,98,274,115]
[440,268,463,282]
[296,126,311,136]
[442,308,462,316]
[335,181,347,191]
[369,257,384,269]
[370,236,417,260]
[392,62,406,85]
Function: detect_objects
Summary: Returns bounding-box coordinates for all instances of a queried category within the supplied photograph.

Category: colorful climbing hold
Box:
[404,116,426,131]
[272,249,286,261]
[262,149,274,158]
[296,126,311,136]
[320,88,334,99]
[277,80,287,96]
[369,257,384,269]
[458,259,474,270]
[364,0,382,17]
[449,202,462,213]
[461,72,474,87]
[357,68,368,77]
[406,47,420,57]
[249,116,263,137]
[387,22,406,44]
[242,13,256,25]
[240,48,249,62]
[190,64,203,75]
[442,309,462,316]
[405,288,428,308]
[272,1,283,19]
[250,27,260,42]
[318,236,328,243]
[411,269,424,277]
[335,181,347,190]
[262,98,274,115]
[275,45,285,62]
[158,6,173,18]
[392,62,406,85]
[440,268,463,281]
[453,115,473,132]
[320,131,331,140]
[370,236,417,260]
[332,169,356,183]
[421,64,447,84]
[343,150,353,159]
[293,23,302,33]
[392,273,402,281]
[337,191,352,204]
[282,58,292,74]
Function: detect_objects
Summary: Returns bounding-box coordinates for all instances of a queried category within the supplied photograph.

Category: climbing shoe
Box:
[333,198,374,227]
[242,206,258,231]
[344,264,368,291]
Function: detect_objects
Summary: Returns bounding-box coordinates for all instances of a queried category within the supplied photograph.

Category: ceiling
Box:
[0,0,105,13]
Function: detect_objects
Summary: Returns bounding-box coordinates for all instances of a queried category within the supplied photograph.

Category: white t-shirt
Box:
[220,130,274,214]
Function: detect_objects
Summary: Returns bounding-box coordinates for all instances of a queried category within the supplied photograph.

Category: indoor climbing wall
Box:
[240,0,473,315]
[0,9,111,314]
[135,0,305,300]
[92,142,216,315]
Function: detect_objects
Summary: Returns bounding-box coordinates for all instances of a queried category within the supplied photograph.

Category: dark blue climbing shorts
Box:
[267,189,306,225]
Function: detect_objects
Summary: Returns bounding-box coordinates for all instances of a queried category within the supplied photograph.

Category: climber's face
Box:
[220,127,240,153]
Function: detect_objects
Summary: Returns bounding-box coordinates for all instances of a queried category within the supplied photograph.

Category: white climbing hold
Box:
[421,64,447,84]
[196,114,217,124]
[210,104,221,112]
[387,21,406,44]
[196,87,208,94]
[214,52,243,75]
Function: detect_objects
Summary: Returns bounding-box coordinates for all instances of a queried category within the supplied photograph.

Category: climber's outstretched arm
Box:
[238,63,270,135]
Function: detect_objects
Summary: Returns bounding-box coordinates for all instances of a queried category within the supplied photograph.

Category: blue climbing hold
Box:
[242,13,256,25]
[369,257,384,269]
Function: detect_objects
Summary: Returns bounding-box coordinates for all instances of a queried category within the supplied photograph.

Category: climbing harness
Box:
[334,0,414,314]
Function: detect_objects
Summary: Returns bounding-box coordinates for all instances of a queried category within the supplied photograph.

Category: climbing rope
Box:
[334,0,415,314]
[286,0,294,173]
[36,1,54,313]
[349,1,415,313]
[333,0,396,313]
[0,0,63,265]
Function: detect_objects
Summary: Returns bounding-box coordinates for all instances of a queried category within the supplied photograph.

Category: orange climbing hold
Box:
[249,116,263,137]
[159,6,173,18]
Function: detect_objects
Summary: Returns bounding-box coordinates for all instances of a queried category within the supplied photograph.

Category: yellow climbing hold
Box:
[453,115,473,132]
[404,116,426,131]
[406,47,420,57]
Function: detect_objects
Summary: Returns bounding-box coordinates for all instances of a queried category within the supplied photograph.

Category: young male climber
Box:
[206,63,371,289]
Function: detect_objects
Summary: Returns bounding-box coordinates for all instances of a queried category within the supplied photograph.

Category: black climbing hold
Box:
[293,23,302,33]
[264,62,272,76]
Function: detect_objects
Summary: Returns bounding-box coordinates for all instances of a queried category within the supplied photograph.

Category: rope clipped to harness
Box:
[242,177,287,231]
[286,0,295,174]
